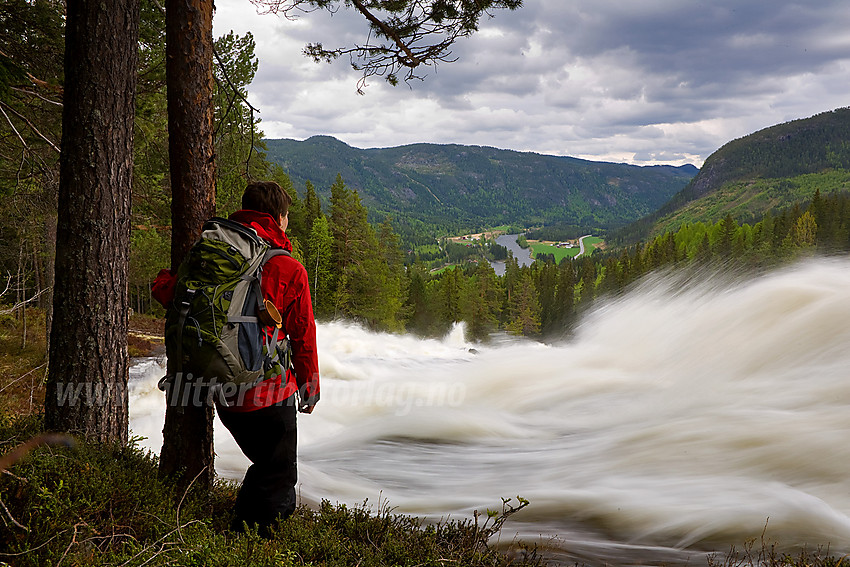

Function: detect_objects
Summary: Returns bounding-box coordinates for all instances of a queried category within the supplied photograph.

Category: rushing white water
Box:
[129,258,850,565]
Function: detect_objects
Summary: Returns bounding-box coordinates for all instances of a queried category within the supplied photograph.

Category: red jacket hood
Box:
[228,209,293,252]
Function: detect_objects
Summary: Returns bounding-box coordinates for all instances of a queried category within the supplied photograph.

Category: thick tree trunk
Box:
[159,0,217,488]
[44,0,140,444]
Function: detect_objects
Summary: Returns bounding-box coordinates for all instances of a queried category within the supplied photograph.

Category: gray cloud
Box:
[214,0,850,167]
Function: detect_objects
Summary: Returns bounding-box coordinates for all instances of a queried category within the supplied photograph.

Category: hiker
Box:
[152,180,320,536]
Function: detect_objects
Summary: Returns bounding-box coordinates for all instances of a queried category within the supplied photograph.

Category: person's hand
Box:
[299,404,316,414]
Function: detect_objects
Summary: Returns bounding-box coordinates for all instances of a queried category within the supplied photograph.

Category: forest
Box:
[617,107,850,243]
[5,2,850,565]
[262,136,697,233]
[3,0,850,349]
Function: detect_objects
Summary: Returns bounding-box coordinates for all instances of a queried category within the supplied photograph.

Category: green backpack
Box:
[158,217,291,407]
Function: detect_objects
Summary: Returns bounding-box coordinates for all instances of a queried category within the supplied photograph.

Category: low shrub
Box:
[0,414,543,566]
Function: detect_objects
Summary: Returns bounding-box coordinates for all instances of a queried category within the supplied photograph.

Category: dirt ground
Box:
[446,230,505,243]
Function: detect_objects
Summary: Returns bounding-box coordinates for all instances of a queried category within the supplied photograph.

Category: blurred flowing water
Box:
[129,258,850,565]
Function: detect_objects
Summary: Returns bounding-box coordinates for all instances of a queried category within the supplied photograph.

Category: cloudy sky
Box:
[213,0,850,167]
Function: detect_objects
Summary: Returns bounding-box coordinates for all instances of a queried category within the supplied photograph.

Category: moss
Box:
[0,414,543,566]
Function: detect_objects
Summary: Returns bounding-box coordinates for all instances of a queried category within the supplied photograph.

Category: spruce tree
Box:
[506,270,541,337]
[461,259,502,341]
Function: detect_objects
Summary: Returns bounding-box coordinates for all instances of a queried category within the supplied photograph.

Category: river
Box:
[493,233,534,275]
[129,258,850,565]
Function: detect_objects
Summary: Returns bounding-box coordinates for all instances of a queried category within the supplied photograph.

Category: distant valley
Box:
[264,136,697,232]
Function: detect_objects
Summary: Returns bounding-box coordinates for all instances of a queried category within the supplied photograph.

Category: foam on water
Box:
[129,258,850,563]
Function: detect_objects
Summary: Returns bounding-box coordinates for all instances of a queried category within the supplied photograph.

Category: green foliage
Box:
[265,137,696,233]
[306,215,334,319]
[461,259,502,341]
[214,30,273,216]
[129,226,170,314]
[328,175,407,331]
[504,270,541,337]
[291,0,523,92]
[0,0,64,289]
[650,170,850,237]
[0,415,541,566]
[619,108,850,243]
[0,0,64,95]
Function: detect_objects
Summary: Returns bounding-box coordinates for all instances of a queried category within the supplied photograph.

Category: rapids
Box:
[129,258,850,565]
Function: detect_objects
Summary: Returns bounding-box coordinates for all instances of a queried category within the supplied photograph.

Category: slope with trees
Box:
[0,0,528,484]
[617,107,850,243]
[265,136,698,231]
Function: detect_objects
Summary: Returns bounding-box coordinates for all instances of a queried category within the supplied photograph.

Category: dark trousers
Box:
[217,402,298,530]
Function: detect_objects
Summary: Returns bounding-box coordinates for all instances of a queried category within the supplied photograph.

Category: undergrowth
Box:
[0,310,47,416]
[0,414,544,566]
[707,533,849,567]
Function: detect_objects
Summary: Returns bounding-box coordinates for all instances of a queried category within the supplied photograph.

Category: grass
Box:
[0,414,544,567]
[529,236,605,263]
[0,309,164,412]
[0,309,47,416]
[430,263,461,274]
[653,170,850,236]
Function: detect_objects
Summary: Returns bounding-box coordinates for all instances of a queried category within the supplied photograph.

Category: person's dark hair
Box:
[242,181,292,219]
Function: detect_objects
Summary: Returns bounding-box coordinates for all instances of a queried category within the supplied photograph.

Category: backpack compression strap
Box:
[257,249,291,367]
[226,248,292,368]
[227,248,291,325]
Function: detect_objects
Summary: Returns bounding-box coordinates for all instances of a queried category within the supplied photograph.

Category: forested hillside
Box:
[265,136,697,232]
[617,107,850,242]
[4,0,850,349]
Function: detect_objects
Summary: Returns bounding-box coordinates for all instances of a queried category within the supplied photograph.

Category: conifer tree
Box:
[502,254,520,311]
[403,264,433,336]
[374,216,407,331]
[598,257,620,297]
[304,180,322,234]
[616,249,632,289]
[506,269,540,337]
[437,266,463,333]
[715,214,736,257]
[696,232,712,263]
[534,263,558,335]
[461,259,502,341]
[576,256,596,309]
[213,30,267,215]
[329,174,372,318]
[553,260,575,332]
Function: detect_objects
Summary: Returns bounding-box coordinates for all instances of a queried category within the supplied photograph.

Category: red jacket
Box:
[152,210,320,412]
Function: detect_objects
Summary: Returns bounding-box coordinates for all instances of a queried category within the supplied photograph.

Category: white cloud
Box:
[214,0,850,168]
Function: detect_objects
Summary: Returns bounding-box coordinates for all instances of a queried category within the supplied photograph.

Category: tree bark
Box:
[44,0,140,444]
[43,186,58,355]
[159,0,217,488]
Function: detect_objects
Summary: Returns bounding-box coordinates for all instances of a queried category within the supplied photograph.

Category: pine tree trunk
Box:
[159,0,217,489]
[43,186,58,354]
[44,0,140,444]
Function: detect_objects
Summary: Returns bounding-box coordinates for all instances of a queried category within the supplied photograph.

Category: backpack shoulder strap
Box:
[261,247,291,264]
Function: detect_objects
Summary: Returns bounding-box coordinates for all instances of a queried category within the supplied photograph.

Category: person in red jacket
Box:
[152,181,320,536]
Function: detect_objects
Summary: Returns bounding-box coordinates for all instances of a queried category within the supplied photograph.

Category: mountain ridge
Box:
[264,136,698,231]
[616,107,850,242]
